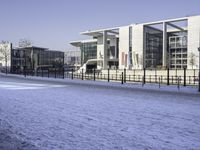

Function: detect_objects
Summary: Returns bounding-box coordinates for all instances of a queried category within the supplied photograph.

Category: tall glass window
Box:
[144,26,163,69]
[80,42,97,64]
[168,31,187,69]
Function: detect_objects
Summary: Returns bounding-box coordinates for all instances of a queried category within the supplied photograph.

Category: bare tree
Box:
[189,52,197,69]
[0,41,11,74]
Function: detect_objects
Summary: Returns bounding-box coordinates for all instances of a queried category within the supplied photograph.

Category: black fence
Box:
[7,67,200,89]
[65,68,199,87]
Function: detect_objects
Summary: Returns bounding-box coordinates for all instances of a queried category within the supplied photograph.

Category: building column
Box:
[103,31,108,69]
[163,22,167,68]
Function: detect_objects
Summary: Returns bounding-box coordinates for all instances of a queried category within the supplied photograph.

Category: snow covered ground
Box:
[0,74,200,150]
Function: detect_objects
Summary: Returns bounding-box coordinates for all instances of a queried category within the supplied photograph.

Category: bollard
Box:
[121,72,124,84]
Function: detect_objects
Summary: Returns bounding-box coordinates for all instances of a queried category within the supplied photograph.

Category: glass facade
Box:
[168,32,187,69]
[80,42,97,65]
[144,26,163,69]
[11,47,64,73]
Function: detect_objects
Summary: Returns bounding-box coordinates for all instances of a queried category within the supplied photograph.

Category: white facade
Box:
[132,24,144,69]
[119,26,129,69]
[71,15,200,70]
[187,15,200,69]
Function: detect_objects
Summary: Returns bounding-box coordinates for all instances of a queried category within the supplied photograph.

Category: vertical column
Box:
[163,22,167,68]
[103,31,108,69]
[115,37,117,59]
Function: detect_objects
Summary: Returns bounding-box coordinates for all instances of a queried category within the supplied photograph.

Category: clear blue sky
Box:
[0,0,200,51]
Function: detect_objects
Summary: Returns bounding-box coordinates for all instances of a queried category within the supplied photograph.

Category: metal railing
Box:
[6,67,200,90]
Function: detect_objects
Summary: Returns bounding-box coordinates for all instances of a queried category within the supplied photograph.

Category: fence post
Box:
[6,66,7,75]
[48,68,49,78]
[142,76,145,87]
[116,69,117,81]
[108,68,110,82]
[63,67,65,79]
[55,68,57,78]
[167,68,170,85]
[42,68,43,77]
[177,77,180,90]
[82,69,84,80]
[24,66,26,77]
[159,77,161,88]
[124,68,126,83]
[143,68,146,84]
[194,69,195,84]
[36,69,38,77]
[183,67,186,86]
[121,72,124,84]
[94,68,96,81]
[155,68,157,83]
[71,68,74,80]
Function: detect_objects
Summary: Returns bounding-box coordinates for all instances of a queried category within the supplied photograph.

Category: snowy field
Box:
[0,74,200,150]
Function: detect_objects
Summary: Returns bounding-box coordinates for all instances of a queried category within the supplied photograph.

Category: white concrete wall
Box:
[119,26,130,69]
[97,36,104,69]
[132,24,144,69]
[187,15,200,69]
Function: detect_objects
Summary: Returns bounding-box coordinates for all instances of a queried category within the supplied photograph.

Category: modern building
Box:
[70,15,200,71]
[64,50,81,69]
[11,46,64,73]
[0,42,64,73]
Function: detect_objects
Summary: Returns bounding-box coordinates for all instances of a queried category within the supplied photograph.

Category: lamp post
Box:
[198,47,200,92]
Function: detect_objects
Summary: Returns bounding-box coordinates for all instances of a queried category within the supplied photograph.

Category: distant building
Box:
[71,15,200,70]
[11,46,64,73]
[0,43,64,73]
[64,50,81,69]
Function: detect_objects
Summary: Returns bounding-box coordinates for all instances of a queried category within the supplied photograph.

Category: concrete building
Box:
[70,15,200,71]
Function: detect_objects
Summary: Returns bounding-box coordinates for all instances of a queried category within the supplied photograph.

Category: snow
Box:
[0,74,200,150]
